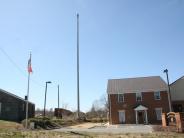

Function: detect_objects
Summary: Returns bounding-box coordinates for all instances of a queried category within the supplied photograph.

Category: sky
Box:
[0,0,184,112]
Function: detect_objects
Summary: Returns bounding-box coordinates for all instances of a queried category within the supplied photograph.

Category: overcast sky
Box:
[0,0,184,112]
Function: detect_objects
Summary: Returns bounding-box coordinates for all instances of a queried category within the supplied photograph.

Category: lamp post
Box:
[43,81,52,117]
[163,69,172,112]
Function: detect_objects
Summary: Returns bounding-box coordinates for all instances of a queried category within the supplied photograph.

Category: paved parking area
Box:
[54,123,154,134]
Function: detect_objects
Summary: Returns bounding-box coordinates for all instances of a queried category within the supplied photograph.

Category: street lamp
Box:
[163,69,172,112]
[43,81,52,117]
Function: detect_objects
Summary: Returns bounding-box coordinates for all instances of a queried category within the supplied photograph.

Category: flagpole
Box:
[25,53,31,129]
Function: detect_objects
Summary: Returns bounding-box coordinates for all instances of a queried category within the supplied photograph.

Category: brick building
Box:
[170,76,184,112]
[0,88,35,122]
[107,76,170,124]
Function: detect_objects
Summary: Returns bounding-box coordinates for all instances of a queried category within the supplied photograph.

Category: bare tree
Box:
[86,94,108,119]
[99,94,109,112]
[62,102,69,109]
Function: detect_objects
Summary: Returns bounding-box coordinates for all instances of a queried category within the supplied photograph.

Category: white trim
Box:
[134,105,148,111]
[145,110,148,124]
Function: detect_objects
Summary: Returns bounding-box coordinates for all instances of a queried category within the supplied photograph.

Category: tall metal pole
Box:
[43,82,47,117]
[25,71,30,129]
[164,69,172,112]
[25,53,31,129]
[77,13,80,119]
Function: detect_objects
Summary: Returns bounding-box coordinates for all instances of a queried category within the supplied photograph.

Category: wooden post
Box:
[162,113,167,127]
[175,113,183,133]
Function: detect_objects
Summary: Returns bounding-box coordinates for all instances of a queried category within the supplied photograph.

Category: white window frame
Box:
[118,110,126,123]
[118,94,124,103]
[155,108,162,120]
[154,91,161,100]
[136,92,142,101]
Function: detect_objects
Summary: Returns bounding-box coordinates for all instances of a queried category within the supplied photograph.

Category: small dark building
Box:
[54,108,72,118]
[0,88,35,122]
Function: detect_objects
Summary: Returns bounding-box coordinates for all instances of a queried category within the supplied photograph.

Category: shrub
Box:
[22,117,60,129]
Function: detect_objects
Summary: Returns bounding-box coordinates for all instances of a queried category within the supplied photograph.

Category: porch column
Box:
[135,110,138,124]
[145,110,148,124]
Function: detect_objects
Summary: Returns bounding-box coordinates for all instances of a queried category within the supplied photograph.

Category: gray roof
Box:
[170,76,184,86]
[107,76,168,94]
[0,88,34,105]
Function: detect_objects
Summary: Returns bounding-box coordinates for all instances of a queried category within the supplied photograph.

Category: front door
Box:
[119,111,125,124]
[138,111,144,124]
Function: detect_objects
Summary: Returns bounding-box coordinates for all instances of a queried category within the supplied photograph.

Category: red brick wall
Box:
[109,91,170,124]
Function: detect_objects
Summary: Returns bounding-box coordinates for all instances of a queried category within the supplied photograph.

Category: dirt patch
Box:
[68,123,103,129]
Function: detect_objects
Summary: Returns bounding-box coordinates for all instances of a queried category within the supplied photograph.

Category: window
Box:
[155,108,162,120]
[136,92,142,101]
[118,94,124,103]
[154,91,161,100]
[119,110,125,123]
[0,103,1,115]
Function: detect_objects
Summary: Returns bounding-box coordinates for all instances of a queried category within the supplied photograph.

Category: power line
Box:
[0,47,44,88]
[0,47,27,77]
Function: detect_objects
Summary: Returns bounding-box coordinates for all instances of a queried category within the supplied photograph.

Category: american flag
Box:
[28,55,32,73]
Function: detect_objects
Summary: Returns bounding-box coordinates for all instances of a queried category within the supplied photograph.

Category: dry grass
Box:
[91,132,184,138]
[0,130,184,138]
[0,120,23,130]
[0,120,184,138]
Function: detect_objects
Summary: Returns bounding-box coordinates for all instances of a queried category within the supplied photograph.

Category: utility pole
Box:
[164,69,172,112]
[77,13,80,119]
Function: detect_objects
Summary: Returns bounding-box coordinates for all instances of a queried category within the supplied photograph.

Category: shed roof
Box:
[107,76,168,94]
[0,88,34,105]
